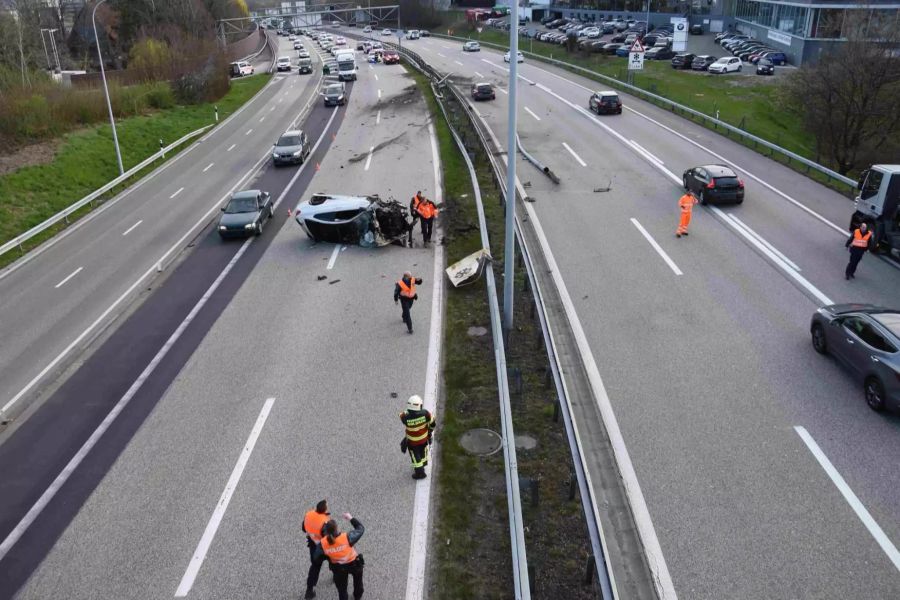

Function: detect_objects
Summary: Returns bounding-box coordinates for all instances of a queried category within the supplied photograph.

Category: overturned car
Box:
[293,193,414,247]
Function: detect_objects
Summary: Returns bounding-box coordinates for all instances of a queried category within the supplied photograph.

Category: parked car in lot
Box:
[276,56,292,71]
[646,47,675,60]
[588,90,622,114]
[218,190,273,238]
[463,40,481,52]
[323,82,346,106]
[580,26,601,38]
[381,28,392,35]
[615,45,631,57]
[682,164,744,204]
[472,82,496,101]
[708,56,743,73]
[757,50,787,65]
[273,130,311,166]
[756,58,775,75]
[363,25,372,33]
[810,304,900,412]
[504,50,524,63]
[690,23,703,34]
[691,55,717,70]
[671,52,695,69]
[602,43,624,54]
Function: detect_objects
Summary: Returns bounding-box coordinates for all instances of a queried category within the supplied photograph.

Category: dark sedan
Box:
[272,130,310,166]
[671,52,695,69]
[691,55,717,70]
[646,47,675,60]
[811,304,900,412]
[218,190,273,238]
[682,164,744,204]
[602,43,624,54]
[471,82,496,101]
[756,58,775,75]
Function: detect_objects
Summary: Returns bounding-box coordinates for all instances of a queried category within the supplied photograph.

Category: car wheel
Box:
[864,376,886,412]
[256,220,264,236]
[699,190,707,205]
[737,65,742,72]
[269,206,275,219]
[492,94,496,100]
[682,177,689,190]
[811,324,827,355]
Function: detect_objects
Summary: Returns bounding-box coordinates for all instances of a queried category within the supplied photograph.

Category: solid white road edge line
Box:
[404,121,445,600]
[473,109,677,600]
[630,218,683,275]
[794,426,900,572]
[364,146,375,171]
[714,208,832,305]
[0,93,331,418]
[727,213,802,272]
[0,237,255,563]
[523,106,541,121]
[170,187,185,199]
[175,397,276,597]
[54,267,83,289]
[326,244,340,270]
[562,142,587,167]
[122,220,143,236]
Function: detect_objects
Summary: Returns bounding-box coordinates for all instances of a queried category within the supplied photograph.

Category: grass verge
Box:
[410,64,595,599]
[0,73,271,268]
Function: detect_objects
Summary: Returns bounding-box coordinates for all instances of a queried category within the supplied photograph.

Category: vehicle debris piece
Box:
[445,249,491,287]
[317,275,327,281]
[594,180,612,193]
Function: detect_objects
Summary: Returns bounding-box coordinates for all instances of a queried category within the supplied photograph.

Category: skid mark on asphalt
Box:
[347,131,407,162]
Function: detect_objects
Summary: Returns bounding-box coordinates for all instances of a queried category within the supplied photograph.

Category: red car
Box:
[383,50,400,64]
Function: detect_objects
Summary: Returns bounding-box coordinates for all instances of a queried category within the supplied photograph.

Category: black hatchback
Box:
[588,91,622,115]
[756,58,775,75]
[671,53,695,69]
[682,164,744,204]
[471,82,496,101]
[691,55,717,71]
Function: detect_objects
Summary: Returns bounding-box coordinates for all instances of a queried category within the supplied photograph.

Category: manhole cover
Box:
[459,428,502,456]
[515,435,537,450]
[467,326,488,337]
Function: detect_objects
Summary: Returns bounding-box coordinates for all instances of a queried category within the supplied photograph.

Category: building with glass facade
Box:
[546,0,900,64]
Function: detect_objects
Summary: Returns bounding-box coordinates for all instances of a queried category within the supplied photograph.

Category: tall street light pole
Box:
[503,4,518,334]
[92,0,124,176]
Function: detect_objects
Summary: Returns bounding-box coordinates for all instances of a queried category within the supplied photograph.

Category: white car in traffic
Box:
[504,50,524,63]
[708,56,743,73]
[276,56,292,71]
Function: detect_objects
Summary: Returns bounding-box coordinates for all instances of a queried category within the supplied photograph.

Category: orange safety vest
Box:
[303,510,329,544]
[321,532,358,564]
[418,201,437,219]
[851,228,872,248]
[398,277,416,298]
[679,194,696,213]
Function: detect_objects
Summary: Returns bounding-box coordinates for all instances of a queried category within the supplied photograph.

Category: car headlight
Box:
[244,223,255,229]
[273,152,279,158]
[293,150,303,156]
[219,225,227,230]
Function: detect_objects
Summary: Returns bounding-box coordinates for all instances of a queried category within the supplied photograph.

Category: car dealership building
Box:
[546,0,900,64]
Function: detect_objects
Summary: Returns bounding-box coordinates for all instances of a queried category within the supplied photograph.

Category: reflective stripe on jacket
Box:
[851,229,872,248]
[321,532,359,564]
[679,194,696,213]
[303,510,329,544]
[401,409,435,445]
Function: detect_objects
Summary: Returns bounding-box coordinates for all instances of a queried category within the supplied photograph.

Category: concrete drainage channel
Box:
[333,28,658,599]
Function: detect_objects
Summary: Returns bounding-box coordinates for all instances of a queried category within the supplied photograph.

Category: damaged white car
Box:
[293,193,414,247]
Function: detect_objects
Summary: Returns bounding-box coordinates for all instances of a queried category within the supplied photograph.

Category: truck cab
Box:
[336,51,357,81]
[851,164,900,255]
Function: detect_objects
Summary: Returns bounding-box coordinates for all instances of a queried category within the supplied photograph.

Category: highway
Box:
[0,35,443,598]
[403,35,900,600]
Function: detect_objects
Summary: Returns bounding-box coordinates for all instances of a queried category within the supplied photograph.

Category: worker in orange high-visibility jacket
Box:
[302,499,331,599]
[313,513,365,600]
[400,394,436,479]
[845,222,872,280]
[411,192,439,245]
[394,271,423,334]
[676,191,698,238]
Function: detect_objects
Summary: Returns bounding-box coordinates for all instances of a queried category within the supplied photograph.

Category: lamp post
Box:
[503,3,518,334]
[40,29,52,70]
[92,0,124,176]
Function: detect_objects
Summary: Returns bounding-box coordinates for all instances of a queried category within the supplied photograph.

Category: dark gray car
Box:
[811,304,900,412]
[323,82,346,106]
[273,130,310,166]
[218,190,273,238]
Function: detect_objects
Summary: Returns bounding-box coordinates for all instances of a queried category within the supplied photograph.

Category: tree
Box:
[782,9,900,174]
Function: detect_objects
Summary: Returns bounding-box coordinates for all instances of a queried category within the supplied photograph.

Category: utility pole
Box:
[503,3,518,334]
[93,0,125,176]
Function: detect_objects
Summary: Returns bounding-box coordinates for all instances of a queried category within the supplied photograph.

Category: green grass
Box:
[445,24,818,164]
[0,74,270,263]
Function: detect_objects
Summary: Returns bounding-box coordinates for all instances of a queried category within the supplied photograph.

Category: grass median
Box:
[0,73,271,268]
[410,64,595,599]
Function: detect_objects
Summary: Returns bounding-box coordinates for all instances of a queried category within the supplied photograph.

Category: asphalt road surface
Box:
[1,42,442,599]
[405,35,900,600]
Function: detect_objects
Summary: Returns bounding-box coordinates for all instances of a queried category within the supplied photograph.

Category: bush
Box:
[146,81,175,109]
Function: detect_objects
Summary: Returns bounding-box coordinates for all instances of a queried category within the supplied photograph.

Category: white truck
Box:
[850,164,900,256]
[335,50,357,81]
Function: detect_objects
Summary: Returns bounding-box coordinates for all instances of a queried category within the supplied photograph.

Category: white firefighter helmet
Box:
[407,395,423,411]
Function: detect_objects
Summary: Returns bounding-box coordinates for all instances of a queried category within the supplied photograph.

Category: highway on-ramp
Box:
[404,34,900,600]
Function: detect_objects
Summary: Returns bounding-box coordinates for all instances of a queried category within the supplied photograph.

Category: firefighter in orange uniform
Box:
[676,191,698,238]
[400,394,436,479]
[302,499,331,599]
[845,222,872,280]
[394,271,423,334]
[313,513,365,600]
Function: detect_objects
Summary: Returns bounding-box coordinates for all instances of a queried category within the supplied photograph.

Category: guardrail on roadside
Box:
[239,24,270,63]
[0,125,213,261]
[432,32,856,192]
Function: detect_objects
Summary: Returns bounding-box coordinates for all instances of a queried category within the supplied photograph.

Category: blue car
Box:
[760,51,787,65]
[615,46,630,57]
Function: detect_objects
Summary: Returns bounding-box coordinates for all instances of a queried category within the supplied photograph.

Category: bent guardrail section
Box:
[432,32,855,191]
[0,125,213,260]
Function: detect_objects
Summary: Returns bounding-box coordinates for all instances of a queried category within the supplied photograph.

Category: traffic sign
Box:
[628,50,644,70]
[630,39,644,53]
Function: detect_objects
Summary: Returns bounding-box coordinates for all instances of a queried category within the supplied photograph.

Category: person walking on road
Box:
[845,222,872,280]
[411,191,439,245]
[314,513,366,600]
[400,394,436,479]
[394,271,423,334]
[676,191,698,238]
[302,499,331,599]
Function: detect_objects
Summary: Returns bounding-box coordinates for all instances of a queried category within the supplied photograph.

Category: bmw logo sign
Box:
[677,23,685,30]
